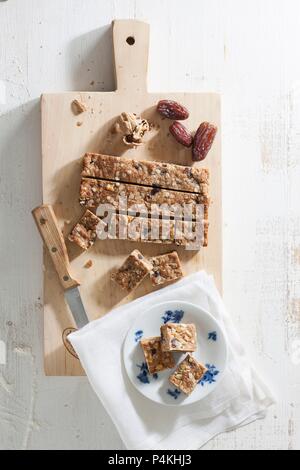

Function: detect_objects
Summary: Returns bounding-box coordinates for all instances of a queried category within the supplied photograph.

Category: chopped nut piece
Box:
[161,323,197,352]
[169,354,207,395]
[140,336,175,374]
[71,99,87,115]
[150,251,183,286]
[68,210,100,250]
[111,249,152,293]
[115,112,150,146]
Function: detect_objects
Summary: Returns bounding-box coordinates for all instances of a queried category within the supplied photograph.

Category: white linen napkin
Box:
[69,271,275,450]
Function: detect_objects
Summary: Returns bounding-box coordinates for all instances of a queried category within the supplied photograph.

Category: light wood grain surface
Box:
[0,0,299,450]
[41,19,221,376]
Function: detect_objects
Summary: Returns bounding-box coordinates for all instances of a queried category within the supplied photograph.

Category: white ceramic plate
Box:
[123,300,228,406]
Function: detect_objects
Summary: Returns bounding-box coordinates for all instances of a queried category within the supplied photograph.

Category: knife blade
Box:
[32,204,89,328]
[64,287,89,329]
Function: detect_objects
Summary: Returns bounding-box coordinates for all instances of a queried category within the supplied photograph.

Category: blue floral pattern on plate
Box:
[134,330,143,342]
[208,331,217,341]
[136,362,149,384]
[199,364,219,386]
[125,300,228,406]
[167,388,181,399]
[162,310,184,324]
[136,363,159,384]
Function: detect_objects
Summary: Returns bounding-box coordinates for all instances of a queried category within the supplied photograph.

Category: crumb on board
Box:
[76,121,83,127]
[71,99,87,115]
[84,259,93,269]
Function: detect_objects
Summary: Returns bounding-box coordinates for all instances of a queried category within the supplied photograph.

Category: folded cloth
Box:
[69,271,275,450]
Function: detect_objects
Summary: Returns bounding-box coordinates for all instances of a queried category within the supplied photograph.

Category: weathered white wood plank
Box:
[0,0,299,450]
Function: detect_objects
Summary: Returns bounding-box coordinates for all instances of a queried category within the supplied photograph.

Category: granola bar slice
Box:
[140,336,175,374]
[82,153,209,194]
[161,323,197,352]
[111,249,152,293]
[149,251,183,286]
[68,210,100,250]
[79,178,208,217]
[97,213,206,249]
[169,354,207,395]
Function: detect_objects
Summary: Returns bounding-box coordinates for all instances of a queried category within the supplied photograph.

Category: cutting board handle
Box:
[113,19,149,93]
[32,204,80,291]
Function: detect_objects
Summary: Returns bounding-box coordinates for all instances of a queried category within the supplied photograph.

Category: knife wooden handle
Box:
[32,204,80,290]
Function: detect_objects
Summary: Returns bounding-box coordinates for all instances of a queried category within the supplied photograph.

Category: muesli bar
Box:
[82,153,209,194]
[169,354,207,395]
[79,178,208,218]
[111,249,152,293]
[97,213,207,248]
[140,336,175,374]
[149,251,183,286]
[161,323,197,352]
[68,209,100,250]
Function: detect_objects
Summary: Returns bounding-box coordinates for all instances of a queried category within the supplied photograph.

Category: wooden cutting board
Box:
[41,19,222,376]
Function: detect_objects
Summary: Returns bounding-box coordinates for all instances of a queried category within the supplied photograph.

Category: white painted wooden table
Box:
[0,0,299,450]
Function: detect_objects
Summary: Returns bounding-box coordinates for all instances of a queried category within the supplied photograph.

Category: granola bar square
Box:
[111,249,152,293]
[169,354,207,395]
[161,323,197,352]
[150,251,183,286]
[68,209,100,250]
[140,336,175,374]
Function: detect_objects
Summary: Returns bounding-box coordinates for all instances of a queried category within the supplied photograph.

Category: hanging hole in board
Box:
[126,36,135,46]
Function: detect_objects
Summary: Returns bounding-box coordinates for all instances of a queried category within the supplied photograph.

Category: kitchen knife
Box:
[32,204,89,328]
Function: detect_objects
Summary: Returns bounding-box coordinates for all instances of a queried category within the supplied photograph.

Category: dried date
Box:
[157,100,189,120]
[192,122,217,161]
[169,121,193,147]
